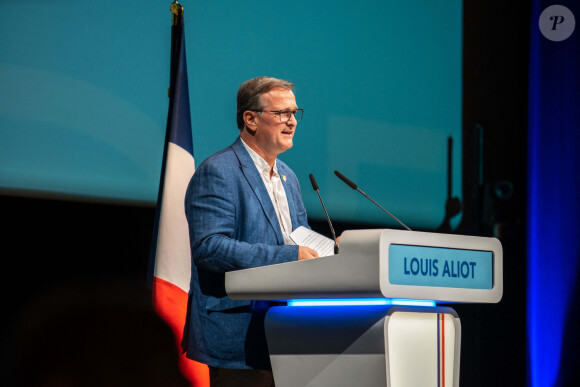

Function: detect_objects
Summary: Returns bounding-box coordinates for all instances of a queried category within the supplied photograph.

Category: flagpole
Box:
[171,0,183,26]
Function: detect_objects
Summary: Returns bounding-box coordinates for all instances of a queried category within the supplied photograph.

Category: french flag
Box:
[149,4,209,386]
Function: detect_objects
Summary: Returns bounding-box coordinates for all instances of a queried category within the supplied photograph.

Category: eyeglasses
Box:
[251,109,303,122]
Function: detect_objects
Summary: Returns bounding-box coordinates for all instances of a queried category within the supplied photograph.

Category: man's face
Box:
[248,88,298,162]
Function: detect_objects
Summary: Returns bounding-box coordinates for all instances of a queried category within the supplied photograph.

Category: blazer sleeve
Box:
[185,157,299,273]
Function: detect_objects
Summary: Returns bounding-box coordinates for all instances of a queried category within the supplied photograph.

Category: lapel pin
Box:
[282,175,287,182]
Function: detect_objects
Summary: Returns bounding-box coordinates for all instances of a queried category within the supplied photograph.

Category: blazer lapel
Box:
[278,163,299,229]
[231,137,284,245]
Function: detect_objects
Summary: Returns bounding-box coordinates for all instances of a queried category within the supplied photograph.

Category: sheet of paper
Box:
[289,226,336,257]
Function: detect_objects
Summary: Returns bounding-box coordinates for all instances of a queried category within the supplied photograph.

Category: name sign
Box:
[388,244,494,290]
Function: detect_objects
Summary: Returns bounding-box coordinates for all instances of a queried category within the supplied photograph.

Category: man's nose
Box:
[287,113,297,126]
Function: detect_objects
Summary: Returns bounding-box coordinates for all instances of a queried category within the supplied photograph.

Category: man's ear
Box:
[243,110,258,131]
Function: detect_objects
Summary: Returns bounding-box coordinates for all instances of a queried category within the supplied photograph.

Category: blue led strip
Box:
[287,298,436,307]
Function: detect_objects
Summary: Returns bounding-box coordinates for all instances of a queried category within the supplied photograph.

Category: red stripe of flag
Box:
[153,278,208,386]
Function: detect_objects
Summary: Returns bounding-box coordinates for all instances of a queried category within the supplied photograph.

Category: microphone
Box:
[309,174,339,254]
[333,170,412,231]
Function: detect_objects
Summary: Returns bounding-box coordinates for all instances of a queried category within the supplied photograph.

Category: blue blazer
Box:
[182,137,309,369]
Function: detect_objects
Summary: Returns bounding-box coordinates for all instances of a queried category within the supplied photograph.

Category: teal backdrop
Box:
[0,0,462,229]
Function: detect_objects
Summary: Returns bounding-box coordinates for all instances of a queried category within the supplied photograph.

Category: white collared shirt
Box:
[241,138,293,245]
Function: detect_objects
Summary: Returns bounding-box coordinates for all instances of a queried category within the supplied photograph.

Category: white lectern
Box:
[225,229,503,387]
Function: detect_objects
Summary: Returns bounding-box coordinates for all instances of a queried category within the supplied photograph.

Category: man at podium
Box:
[181,77,318,386]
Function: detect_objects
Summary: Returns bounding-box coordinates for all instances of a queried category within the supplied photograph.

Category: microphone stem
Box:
[357,188,412,231]
[316,190,339,248]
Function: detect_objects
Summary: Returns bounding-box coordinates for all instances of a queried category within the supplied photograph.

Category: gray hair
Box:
[236,76,294,131]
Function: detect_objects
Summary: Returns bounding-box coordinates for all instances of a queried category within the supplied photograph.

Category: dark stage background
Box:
[1,3,530,386]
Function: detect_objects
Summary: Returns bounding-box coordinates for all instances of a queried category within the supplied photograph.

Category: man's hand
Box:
[298,246,319,261]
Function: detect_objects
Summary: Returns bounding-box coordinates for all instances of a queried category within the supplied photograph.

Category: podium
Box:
[225,229,503,387]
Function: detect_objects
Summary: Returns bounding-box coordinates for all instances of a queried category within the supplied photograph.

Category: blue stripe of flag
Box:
[166,12,193,156]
